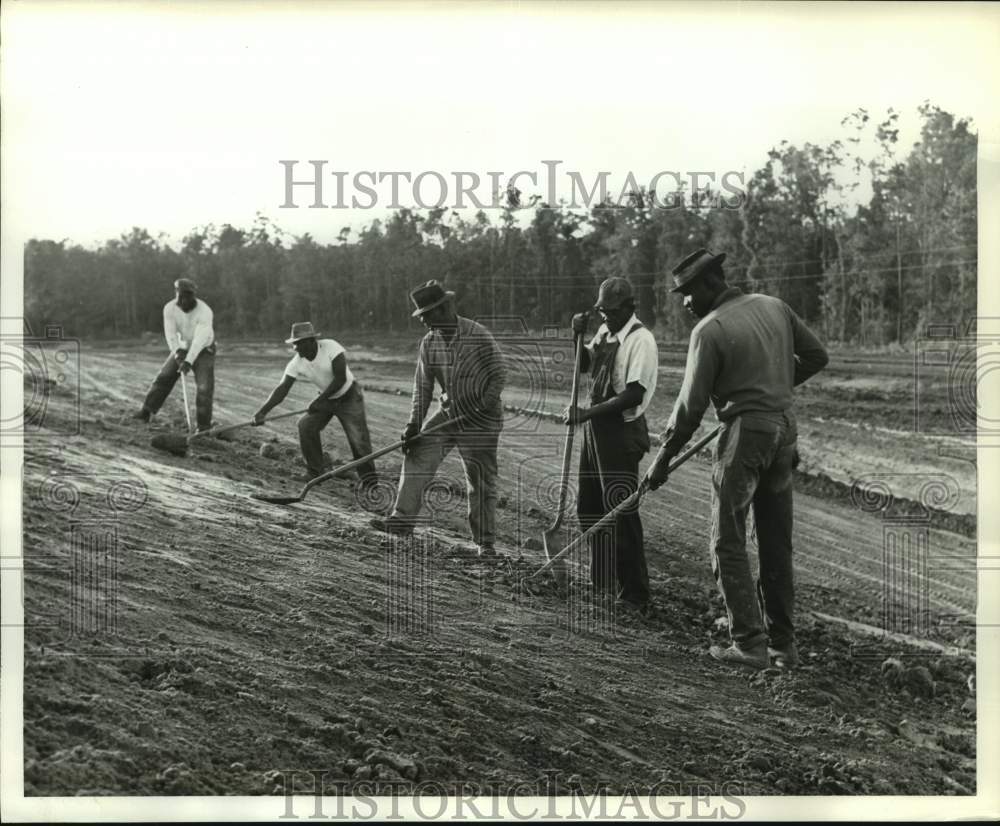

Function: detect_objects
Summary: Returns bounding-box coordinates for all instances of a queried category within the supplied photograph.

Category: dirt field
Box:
[19,338,977,797]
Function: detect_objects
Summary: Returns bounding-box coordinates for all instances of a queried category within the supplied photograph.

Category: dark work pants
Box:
[142,347,215,431]
[297,383,378,482]
[577,416,650,605]
[711,412,797,650]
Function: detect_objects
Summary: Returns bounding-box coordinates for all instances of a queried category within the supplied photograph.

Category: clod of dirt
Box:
[930,659,966,685]
[960,698,976,717]
[216,430,237,442]
[897,719,938,749]
[259,443,281,459]
[880,657,906,687]
[149,434,189,457]
[364,748,419,780]
[903,666,935,699]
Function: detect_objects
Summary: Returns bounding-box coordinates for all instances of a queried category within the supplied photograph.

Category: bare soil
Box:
[20,340,977,797]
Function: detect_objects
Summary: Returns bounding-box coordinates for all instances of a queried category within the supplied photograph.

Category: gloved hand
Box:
[179,361,193,375]
[400,422,421,455]
[251,411,266,426]
[646,446,674,491]
[173,348,188,366]
[571,312,589,335]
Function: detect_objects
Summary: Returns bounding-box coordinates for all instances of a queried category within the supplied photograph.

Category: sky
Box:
[2,1,999,249]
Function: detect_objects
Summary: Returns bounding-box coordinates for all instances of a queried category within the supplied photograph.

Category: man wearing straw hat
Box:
[647,249,828,671]
[252,322,379,489]
[131,278,216,431]
[371,280,506,556]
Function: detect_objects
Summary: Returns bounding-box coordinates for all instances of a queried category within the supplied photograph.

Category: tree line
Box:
[25,103,976,346]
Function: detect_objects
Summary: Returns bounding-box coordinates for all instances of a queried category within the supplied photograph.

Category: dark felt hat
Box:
[670,249,727,293]
[410,280,455,317]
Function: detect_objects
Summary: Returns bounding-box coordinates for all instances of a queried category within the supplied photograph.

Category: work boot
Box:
[370,516,413,538]
[131,408,151,423]
[709,642,769,671]
[768,642,800,670]
[478,544,496,558]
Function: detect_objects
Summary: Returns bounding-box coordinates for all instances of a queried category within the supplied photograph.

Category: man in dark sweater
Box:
[647,250,829,670]
[372,281,506,556]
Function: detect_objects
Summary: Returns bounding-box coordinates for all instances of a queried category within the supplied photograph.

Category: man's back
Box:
[694,291,826,420]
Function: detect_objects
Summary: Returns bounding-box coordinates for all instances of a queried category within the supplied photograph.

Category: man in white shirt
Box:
[252,322,379,489]
[564,277,659,611]
[133,278,216,430]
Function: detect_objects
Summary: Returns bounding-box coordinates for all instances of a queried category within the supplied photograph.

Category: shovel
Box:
[251,413,470,506]
[531,425,722,580]
[541,331,585,588]
[150,407,310,457]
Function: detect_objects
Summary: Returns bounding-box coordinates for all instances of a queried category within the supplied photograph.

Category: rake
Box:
[150,407,310,457]
[251,414,470,506]
[531,425,722,580]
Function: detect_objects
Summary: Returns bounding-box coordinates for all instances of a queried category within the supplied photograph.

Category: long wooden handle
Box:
[301,413,471,495]
[189,407,310,442]
[532,425,721,578]
[535,481,648,579]
[552,332,585,519]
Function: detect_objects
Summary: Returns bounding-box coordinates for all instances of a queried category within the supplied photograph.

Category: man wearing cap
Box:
[132,278,216,430]
[252,322,379,489]
[371,280,506,556]
[646,249,828,670]
[564,277,658,611]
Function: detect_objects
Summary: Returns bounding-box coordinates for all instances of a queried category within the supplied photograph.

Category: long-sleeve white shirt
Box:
[163,299,215,363]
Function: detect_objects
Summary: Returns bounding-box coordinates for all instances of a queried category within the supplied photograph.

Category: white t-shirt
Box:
[588,314,658,421]
[283,339,355,399]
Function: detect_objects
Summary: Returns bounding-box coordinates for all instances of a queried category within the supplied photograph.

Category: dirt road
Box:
[20,344,977,797]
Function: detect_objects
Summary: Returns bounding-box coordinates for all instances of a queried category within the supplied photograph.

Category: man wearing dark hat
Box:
[646,249,828,670]
[132,278,216,430]
[371,280,506,556]
[252,322,379,488]
[564,277,658,611]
